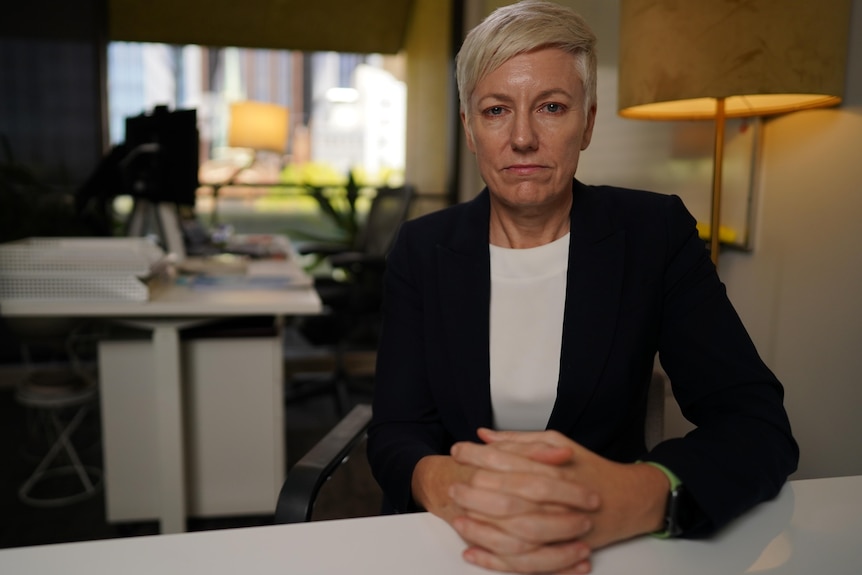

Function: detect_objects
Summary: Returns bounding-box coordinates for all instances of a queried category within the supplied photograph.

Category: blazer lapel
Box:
[432,185,625,435]
[548,182,625,433]
[437,192,494,433]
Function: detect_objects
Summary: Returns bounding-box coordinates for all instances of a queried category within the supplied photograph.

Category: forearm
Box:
[647,376,797,535]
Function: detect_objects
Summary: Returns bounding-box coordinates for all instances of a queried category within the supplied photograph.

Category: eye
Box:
[483,106,506,117]
[542,102,566,114]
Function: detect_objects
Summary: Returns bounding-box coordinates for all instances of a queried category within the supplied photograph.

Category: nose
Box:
[510,111,538,152]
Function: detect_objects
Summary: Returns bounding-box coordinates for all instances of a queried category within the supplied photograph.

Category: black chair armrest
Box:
[295,241,351,257]
[327,251,386,271]
[274,403,373,523]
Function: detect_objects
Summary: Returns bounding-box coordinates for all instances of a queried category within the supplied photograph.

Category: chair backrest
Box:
[354,186,414,257]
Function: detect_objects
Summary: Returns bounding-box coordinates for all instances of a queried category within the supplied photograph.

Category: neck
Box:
[489,195,572,249]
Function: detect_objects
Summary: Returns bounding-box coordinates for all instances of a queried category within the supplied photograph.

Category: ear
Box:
[580,103,597,151]
[461,110,476,154]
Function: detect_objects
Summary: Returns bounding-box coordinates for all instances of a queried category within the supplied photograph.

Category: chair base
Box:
[18,464,103,508]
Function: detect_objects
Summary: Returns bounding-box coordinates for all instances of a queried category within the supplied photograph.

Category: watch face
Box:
[670,484,696,536]
[666,487,683,537]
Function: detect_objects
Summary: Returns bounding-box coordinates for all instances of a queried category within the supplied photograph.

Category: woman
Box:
[367,2,798,573]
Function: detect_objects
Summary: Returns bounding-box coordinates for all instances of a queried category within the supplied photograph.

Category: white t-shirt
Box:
[489,233,569,430]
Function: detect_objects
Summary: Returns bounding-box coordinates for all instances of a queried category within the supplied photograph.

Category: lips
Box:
[505,164,546,176]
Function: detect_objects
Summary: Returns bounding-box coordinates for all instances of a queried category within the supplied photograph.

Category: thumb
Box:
[477,428,573,465]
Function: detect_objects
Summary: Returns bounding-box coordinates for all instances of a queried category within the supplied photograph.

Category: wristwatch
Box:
[644,461,687,538]
[662,480,685,538]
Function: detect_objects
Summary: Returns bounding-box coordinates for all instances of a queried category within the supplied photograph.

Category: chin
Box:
[492,186,566,210]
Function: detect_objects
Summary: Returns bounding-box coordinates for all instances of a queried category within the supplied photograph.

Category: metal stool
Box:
[15,369,102,507]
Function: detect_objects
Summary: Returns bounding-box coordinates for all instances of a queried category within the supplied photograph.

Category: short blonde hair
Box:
[456,0,597,116]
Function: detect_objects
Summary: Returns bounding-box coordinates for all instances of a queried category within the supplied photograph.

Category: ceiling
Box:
[108,0,415,54]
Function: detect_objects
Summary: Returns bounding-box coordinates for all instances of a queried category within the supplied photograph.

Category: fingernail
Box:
[463,549,477,564]
[452,516,468,532]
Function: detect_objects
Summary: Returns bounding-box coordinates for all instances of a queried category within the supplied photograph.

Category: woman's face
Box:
[462,47,596,214]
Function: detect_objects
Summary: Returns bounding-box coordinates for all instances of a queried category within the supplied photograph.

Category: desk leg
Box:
[152,325,187,534]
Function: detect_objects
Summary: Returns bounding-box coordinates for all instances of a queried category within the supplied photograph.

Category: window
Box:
[107,42,406,238]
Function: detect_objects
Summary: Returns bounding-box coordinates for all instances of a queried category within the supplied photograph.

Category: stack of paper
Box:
[0,237,167,302]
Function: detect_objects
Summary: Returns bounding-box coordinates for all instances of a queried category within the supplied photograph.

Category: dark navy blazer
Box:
[367,180,798,536]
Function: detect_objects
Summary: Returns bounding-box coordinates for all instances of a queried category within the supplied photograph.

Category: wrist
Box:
[411,455,473,522]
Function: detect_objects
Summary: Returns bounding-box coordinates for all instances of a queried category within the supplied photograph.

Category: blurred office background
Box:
[2,0,862,550]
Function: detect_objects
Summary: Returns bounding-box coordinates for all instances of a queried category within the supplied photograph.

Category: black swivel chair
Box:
[284,185,414,415]
[275,403,372,523]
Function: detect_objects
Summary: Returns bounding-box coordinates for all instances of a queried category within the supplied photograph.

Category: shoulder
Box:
[573,181,696,241]
[578,181,685,216]
[397,189,490,250]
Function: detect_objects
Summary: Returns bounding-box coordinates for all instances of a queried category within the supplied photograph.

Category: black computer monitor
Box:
[123,105,199,207]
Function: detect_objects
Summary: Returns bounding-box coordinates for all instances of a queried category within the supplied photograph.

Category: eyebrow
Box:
[475,87,576,106]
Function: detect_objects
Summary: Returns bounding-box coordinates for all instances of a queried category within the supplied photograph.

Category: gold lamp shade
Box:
[228,101,289,153]
[617,0,851,265]
[618,0,851,120]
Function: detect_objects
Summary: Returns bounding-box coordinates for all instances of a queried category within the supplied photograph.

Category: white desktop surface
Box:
[0,476,859,575]
[0,278,323,317]
[1,269,322,535]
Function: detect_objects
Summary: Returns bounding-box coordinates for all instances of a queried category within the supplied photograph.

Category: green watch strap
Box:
[644,461,682,489]
[643,461,682,538]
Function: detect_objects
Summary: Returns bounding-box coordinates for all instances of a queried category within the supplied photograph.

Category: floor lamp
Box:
[211,100,290,224]
[228,100,289,159]
[617,0,850,268]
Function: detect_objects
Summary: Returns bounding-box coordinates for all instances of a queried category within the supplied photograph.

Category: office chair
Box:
[296,184,415,314]
[285,186,414,415]
[274,403,372,523]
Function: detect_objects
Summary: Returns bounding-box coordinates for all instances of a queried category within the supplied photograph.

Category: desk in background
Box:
[0,242,322,534]
[0,476,859,574]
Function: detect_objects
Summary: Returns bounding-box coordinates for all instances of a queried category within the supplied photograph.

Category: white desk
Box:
[0,476,859,574]
[1,277,321,535]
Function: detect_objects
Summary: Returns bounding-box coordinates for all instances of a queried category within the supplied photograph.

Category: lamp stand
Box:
[211,152,259,227]
[709,97,726,268]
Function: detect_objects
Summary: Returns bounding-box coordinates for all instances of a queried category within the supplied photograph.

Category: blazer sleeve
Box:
[366,221,450,512]
[647,195,799,537]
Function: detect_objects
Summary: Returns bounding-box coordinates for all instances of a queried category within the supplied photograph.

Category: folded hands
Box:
[412,429,669,574]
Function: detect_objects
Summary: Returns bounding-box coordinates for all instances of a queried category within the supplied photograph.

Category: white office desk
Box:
[0,476,859,574]
[1,277,322,535]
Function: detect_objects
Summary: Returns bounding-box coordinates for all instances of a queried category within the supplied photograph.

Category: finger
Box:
[489,440,574,466]
[479,428,600,469]
[452,441,568,477]
[450,482,572,518]
[462,539,592,574]
[469,510,594,545]
[467,470,601,511]
[555,558,594,574]
[479,428,576,450]
[451,516,542,556]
